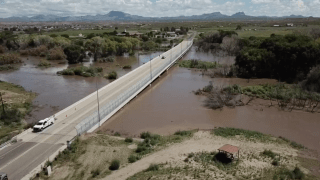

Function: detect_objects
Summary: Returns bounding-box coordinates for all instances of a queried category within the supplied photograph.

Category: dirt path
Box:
[103,131,301,180]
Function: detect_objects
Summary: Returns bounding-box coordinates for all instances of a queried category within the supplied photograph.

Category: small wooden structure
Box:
[218,144,240,160]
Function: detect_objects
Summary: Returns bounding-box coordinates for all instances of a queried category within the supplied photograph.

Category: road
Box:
[0,39,192,180]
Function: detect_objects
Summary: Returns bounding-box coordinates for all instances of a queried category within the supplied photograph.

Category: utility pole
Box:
[150,55,152,81]
[96,80,101,127]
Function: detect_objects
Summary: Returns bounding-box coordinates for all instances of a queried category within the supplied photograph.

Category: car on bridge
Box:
[0,172,8,180]
[33,117,54,132]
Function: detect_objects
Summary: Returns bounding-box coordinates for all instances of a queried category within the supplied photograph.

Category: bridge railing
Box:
[75,39,193,135]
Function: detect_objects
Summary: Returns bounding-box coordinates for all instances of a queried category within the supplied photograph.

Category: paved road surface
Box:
[0,40,192,180]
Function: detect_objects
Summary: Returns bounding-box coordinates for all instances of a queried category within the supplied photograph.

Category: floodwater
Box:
[100,48,320,152]
[0,51,163,123]
[1,46,320,152]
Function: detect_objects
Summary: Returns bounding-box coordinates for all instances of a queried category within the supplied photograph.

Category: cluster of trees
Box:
[196,30,240,55]
[160,26,189,34]
[236,34,320,83]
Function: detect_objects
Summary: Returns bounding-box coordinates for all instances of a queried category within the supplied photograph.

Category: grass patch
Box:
[179,59,221,70]
[135,130,195,156]
[57,66,103,77]
[213,127,271,142]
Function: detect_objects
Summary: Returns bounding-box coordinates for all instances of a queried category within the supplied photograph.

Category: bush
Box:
[146,164,159,171]
[301,65,320,93]
[123,65,131,69]
[179,59,220,69]
[91,168,100,178]
[99,56,115,63]
[128,155,140,163]
[19,50,29,56]
[0,53,22,65]
[109,159,120,170]
[57,66,103,77]
[106,71,117,79]
[114,132,121,136]
[125,137,133,143]
[37,60,51,68]
[272,159,280,166]
[47,46,66,60]
[261,149,277,159]
[213,127,269,141]
[140,132,152,139]
[29,45,47,56]
[174,130,192,136]
[274,167,305,180]
[61,34,69,39]
[0,45,5,54]
[0,65,17,71]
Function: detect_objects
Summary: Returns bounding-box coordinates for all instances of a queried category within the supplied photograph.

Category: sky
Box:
[0,0,320,18]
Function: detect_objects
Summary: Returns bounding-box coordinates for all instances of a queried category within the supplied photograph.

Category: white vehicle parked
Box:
[33,116,54,132]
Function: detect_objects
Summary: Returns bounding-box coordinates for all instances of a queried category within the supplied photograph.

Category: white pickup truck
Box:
[33,116,54,132]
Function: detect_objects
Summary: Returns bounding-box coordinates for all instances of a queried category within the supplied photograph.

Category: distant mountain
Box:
[0,11,310,22]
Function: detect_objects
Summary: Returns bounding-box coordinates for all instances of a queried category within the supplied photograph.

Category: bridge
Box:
[0,38,193,180]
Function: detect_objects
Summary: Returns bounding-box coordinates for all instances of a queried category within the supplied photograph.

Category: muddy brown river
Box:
[1,46,320,152]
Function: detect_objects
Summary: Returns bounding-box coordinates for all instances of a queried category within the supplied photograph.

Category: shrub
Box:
[109,159,120,170]
[47,46,66,60]
[261,149,277,159]
[99,56,115,63]
[0,65,17,71]
[49,34,58,38]
[37,60,51,68]
[140,132,152,139]
[293,167,304,179]
[301,65,320,93]
[114,132,121,136]
[125,137,133,143]
[272,159,280,166]
[146,164,159,171]
[0,45,5,53]
[29,45,47,56]
[174,130,192,136]
[290,141,304,149]
[106,71,117,79]
[123,65,131,69]
[61,34,69,39]
[128,155,140,163]
[0,53,22,65]
[91,168,100,178]
[19,50,29,55]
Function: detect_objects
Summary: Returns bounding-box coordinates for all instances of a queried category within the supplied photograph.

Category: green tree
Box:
[85,36,103,61]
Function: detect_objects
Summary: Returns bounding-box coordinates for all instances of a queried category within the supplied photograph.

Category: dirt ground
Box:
[104,131,320,180]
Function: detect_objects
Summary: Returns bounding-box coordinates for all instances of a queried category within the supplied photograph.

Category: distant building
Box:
[273,25,280,27]
[287,23,294,27]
